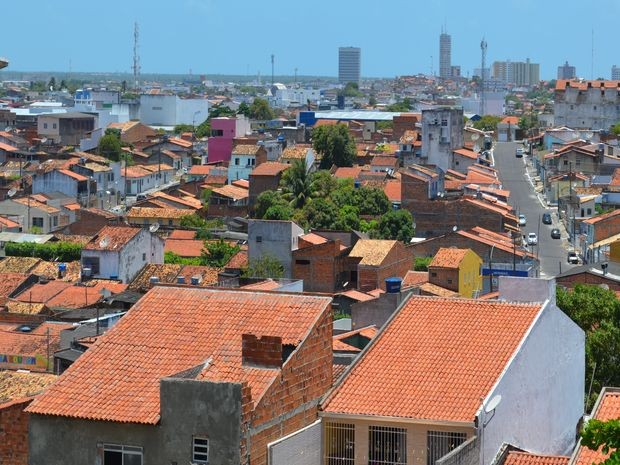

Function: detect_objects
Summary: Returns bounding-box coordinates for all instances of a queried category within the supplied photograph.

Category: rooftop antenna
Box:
[7,188,17,198]
[294,67,298,86]
[149,222,160,233]
[99,235,110,249]
[591,27,594,80]
[271,54,275,86]
[430,55,433,77]
[132,21,141,91]
[480,37,487,115]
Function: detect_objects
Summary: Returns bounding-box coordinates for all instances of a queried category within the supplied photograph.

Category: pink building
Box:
[207,116,251,163]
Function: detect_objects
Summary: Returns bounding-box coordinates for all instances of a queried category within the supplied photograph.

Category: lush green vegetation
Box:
[5,241,82,262]
[164,251,201,266]
[164,239,239,267]
[242,255,284,279]
[557,284,620,408]
[580,417,620,465]
[472,115,502,131]
[414,257,432,271]
[312,124,356,169]
[385,98,412,112]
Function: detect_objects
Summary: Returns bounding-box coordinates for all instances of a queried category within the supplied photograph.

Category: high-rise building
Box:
[338,47,361,85]
[439,32,451,79]
[612,66,620,80]
[557,61,576,80]
[492,59,539,86]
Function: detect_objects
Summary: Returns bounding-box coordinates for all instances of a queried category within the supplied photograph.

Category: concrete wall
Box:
[139,95,209,126]
[29,380,243,465]
[554,86,620,130]
[248,220,303,278]
[268,420,321,465]
[82,249,119,280]
[351,291,408,330]
[118,229,164,283]
[421,107,464,172]
[32,171,79,198]
[481,277,585,463]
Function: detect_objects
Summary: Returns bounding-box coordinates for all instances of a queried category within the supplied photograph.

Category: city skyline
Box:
[3,0,620,80]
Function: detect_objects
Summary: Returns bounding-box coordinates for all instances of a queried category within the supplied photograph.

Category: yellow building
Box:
[427,247,482,298]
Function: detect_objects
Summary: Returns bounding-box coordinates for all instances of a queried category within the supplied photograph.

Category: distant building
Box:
[37,112,96,145]
[554,80,620,129]
[338,47,361,85]
[557,61,576,80]
[492,59,540,86]
[439,32,451,79]
[207,116,251,164]
[139,94,209,127]
[421,106,464,172]
[612,66,620,80]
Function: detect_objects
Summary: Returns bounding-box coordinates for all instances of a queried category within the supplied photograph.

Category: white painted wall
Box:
[268,420,321,465]
[479,278,585,464]
[139,95,209,126]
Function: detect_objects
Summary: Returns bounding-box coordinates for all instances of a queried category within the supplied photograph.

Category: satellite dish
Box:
[473,143,481,152]
[471,133,480,141]
[99,236,110,248]
[585,132,594,140]
[99,288,112,299]
[149,222,160,233]
[452,225,458,232]
[7,188,17,198]
[485,394,502,413]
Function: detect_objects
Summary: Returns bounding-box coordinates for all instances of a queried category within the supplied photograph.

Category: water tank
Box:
[58,263,67,273]
[385,277,402,294]
[149,276,160,284]
[177,276,186,284]
[190,276,201,286]
[354,180,361,189]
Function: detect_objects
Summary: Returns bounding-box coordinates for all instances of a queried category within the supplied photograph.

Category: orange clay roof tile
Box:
[322,296,542,422]
[504,452,569,465]
[430,248,471,268]
[26,287,331,424]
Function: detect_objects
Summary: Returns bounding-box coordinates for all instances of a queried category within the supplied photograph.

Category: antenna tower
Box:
[480,37,487,116]
[271,54,275,86]
[133,22,141,90]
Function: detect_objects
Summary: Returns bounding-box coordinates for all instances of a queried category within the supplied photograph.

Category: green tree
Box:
[173,124,194,134]
[473,115,502,131]
[249,97,275,120]
[354,187,390,216]
[310,170,338,199]
[368,95,377,106]
[237,102,251,117]
[254,190,288,219]
[209,104,236,119]
[377,209,414,243]
[48,76,56,91]
[201,240,240,267]
[264,204,294,220]
[334,205,361,231]
[557,284,620,408]
[580,418,620,465]
[242,255,285,279]
[414,257,432,271]
[281,158,311,208]
[312,124,356,169]
[98,129,122,161]
[302,198,339,229]
[611,123,620,136]
[385,98,412,112]
[339,82,363,97]
[164,251,201,265]
[519,114,539,131]
[179,214,208,229]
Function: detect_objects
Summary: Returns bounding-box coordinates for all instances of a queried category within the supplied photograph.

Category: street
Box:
[493,141,576,277]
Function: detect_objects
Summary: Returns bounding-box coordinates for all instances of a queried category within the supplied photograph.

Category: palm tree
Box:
[281,158,311,209]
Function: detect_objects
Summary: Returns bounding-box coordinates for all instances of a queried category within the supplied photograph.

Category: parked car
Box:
[542,213,552,224]
[551,228,561,239]
[519,214,527,226]
[567,251,579,264]
[516,147,524,158]
[527,232,538,245]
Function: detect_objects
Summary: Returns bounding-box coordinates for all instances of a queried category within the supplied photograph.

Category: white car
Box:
[518,214,526,226]
[527,232,538,246]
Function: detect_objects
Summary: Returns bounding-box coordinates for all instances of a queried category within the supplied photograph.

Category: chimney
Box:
[242,334,283,368]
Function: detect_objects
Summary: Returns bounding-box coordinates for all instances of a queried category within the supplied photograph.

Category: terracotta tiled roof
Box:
[58,169,88,182]
[168,230,197,240]
[45,282,127,309]
[128,207,191,220]
[349,240,397,266]
[151,191,202,209]
[573,388,620,465]
[333,325,378,352]
[322,296,542,422]
[175,265,220,287]
[556,79,620,91]
[402,270,428,289]
[583,208,620,225]
[225,250,248,269]
[250,162,289,176]
[0,371,57,404]
[0,257,41,274]
[169,137,193,149]
[30,261,81,282]
[189,165,212,176]
[14,281,72,304]
[281,146,310,160]
[383,180,401,202]
[84,226,141,251]
[211,184,249,200]
[13,197,60,213]
[419,282,460,297]
[5,301,47,315]
[27,287,331,424]
[337,289,376,302]
[232,179,250,189]
[164,239,205,257]
[501,116,519,125]
[333,167,362,179]
[232,144,260,155]
[333,338,361,352]
[370,156,398,167]
[333,364,348,384]
[504,452,569,465]
[453,148,478,160]
[241,279,281,290]
[300,233,329,246]
[0,216,19,229]
[431,248,470,268]
[0,273,31,302]
[128,264,184,292]
[0,321,72,362]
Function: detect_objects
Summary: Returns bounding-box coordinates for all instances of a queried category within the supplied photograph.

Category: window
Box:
[103,444,143,465]
[430,272,437,277]
[142,253,146,261]
[587,208,592,215]
[256,235,262,243]
[369,425,407,465]
[427,431,467,465]
[32,217,44,228]
[152,106,163,110]
[593,106,597,111]
[447,279,453,284]
[43,123,48,129]
[235,158,240,165]
[296,259,310,265]
[168,219,173,226]
[441,119,448,126]
[211,129,224,137]
[53,123,57,129]
[192,437,209,464]
[324,422,354,465]
[564,160,569,166]
[82,257,100,274]
[53,216,58,227]
[570,105,574,110]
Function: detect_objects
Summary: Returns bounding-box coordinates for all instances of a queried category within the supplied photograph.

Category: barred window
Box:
[324,422,354,465]
[427,431,467,465]
[193,437,209,464]
[368,425,407,464]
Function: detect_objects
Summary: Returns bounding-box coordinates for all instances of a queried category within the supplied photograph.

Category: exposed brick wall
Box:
[592,214,620,243]
[249,174,282,206]
[428,267,459,292]
[0,398,32,465]
[401,172,430,202]
[248,305,332,465]
[62,210,117,235]
[207,203,249,218]
[242,334,283,368]
[292,241,347,293]
[556,272,620,291]
[356,242,414,292]
[393,115,419,141]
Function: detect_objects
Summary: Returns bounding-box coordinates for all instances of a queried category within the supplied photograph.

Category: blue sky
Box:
[4,0,620,80]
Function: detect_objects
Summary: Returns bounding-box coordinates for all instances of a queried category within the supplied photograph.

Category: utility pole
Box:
[271,54,275,87]
[480,38,487,116]
[133,22,141,91]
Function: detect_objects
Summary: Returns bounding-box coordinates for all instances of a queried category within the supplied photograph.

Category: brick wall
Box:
[401,172,430,202]
[0,398,32,465]
[249,174,282,206]
[357,242,414,292]
[292,241,347,293]
[242,334,283,368]
[62,210,116,235]
[393,115,419,141]
[593,214,620,243]
[207,203,249,218]
[248,305,332,465]
[556,272,620,291]
[428,267,459,292]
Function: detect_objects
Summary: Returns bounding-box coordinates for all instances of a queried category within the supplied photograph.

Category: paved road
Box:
[493,141,575,277]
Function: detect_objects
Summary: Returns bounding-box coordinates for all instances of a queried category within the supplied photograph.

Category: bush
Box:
[414,257,432,271]
[4,241,82,262]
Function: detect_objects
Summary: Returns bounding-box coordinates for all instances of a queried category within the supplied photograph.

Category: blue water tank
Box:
[58,263,67,273]
[354,180,361,189]
[385,277,402,294]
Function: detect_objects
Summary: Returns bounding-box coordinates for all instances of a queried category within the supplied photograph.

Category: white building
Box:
[248,219,304,278]
[554,80,620,130]
[439,31,451,79]
[81,226,164,283]
[269,83,321,108]
[139,94,209,127]
[338,47,361,85]
[421,106,464,172]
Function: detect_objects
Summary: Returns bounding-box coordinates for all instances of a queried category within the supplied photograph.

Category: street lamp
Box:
[192,110,202,139]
